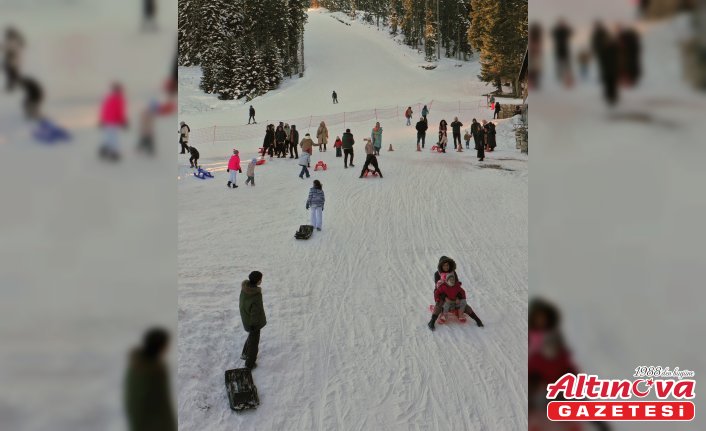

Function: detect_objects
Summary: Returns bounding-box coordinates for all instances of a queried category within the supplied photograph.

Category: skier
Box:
[341,128,355,168]
[316,121,329,152]
[227,149,241,188]
[404,106,413,126]
[421,104,429,120]
[415,117,428,151]
[493,101,501,119]
[188,145,200,169]
[124,328,176,431]
[298,151,311,179]
[239,271,267,370]
[3,27,24,92]
[428,256,483,330]
[473,119,485,162]
[288,125,299,159]
[552,18,573,84]
[245,158,257,186]
[262,124,275,158]
[179,121,190,154]
[248,105,256,124]
[20,75,43,120]
[450,117,463,150]
[331,90,338,104]
[370,122,382,156]
[360,138,383,178]
[98,83,128,161]
[485,121,497,152]
[305,180,325,231]
[333,136,343,157]
[274,124,287,158]
[142,0,157,32]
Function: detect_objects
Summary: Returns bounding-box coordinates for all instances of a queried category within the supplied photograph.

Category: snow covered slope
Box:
[178,8,527,431]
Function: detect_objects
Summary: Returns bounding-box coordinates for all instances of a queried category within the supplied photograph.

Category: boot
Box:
[470,313,484,327]
[227,181,231,188]
[428,314,438,331]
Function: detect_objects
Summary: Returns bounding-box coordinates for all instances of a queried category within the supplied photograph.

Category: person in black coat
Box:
[248,105,256,124]
[188,145,199,168]
[415,118,428,151]
[552,18,573,82]
[450,117,463,149]
[599,34,620,106]
[142,0,157,32]
[332,90,338,104]
[20,75,43,120]
[274,125,287,158]
[429,256,484,330]
[618,25,641,87]
[289,125,299,159]
[484,121,497,152]
[493,102,501,119]
[262,125,274,158]
[475,120,485,161]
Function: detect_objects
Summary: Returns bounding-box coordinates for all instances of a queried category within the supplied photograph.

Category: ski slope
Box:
[178,8,527,431]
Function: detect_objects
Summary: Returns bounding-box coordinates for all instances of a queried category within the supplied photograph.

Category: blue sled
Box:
[193,167,214,179]
[33,119,71,144]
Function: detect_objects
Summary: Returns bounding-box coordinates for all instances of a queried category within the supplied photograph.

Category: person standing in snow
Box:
[142,0,158,32]
[240,271,266,370]
[463,129,472,150]
[438,119,448,136]
[450,117,463,150]
[415,117,428,151]
[262,124,275,158]
[124,327,176,431]
[179,121,190,154]
[283,123,291,155]
[20,75,43,120]
[360,138,383,178]
[332,90,338,104]
[341,128,355,168]
[274,124,287,158]
[248,105,256,124]
[298,151,311,179]
[428,256,483,330]
[474,120,485,162]
[305,180,325,231]
[99,82,129,161]
[552,18,573,84]
[333,136,343,157]
[288,125,299,159]
[226,149,241,188]
[137,101,159,155]
[484,121,497,152]
[187,145,200,169]
[3,27,24,92]
[245,158,257,186]
[370,122,383,156]
[300,132,314,157]
[493,101,501,119]
[316,121,329,152]
[405,106,413,126]
[421,104,429,120]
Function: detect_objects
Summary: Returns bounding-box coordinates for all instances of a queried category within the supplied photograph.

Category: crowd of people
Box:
[413,111,498,162]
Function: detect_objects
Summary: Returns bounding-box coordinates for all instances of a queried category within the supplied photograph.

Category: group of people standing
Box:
[414,111,496,161]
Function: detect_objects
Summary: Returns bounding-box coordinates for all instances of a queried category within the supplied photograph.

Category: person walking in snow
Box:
[179,121,190,154]
[274,124,287,158]
[450,117,463,150]
[428,256,483,330]
[484,121,497,152]
[316,121,329,152]
[99,82,128,161]
[300,132,314,156]
[331,90,338,104]
[552,18,573,84]
[3,27,24,92]
[333,136,343,157]
[341,128,355,168]
[473,119,485,161]
[493,101,501,119]
[370,122,383,156]
[20,75,43,120]
[421,104,429,120]
[262,124,275,158]
[415,117,428,151]
[248,105,256,124]
[188,145,200,169]
[305,180,325,231]
[360,138,383,178]
[289,125,299,159]
[239,271,266,370]
[298,151,311,179]
[245,158,257,186]
[405,106,413,126]
[226,149,241,188]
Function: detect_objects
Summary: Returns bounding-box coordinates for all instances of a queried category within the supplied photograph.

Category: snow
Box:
[179,8,527,431]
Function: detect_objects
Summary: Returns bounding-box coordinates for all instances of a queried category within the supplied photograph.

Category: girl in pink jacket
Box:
[99,83,128,160]
[227,149,241,189]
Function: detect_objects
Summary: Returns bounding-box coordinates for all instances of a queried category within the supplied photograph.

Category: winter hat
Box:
[346,128,351,133]
[251,158,257,164]
[180,121,185,126]
[437,256,457,273]
[248,271,263,286]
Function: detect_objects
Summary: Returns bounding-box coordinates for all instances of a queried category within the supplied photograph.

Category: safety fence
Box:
[189,98,503,146]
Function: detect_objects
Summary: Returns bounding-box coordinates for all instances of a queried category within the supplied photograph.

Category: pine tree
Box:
[423,4,437,61]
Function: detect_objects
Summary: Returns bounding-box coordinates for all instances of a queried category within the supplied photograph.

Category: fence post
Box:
[212,126,216,145]
[374,108,378,121]
[308,115,312,132]
[343,111,346,129]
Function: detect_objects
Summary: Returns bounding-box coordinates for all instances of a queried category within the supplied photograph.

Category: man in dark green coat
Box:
[240,271,267,369]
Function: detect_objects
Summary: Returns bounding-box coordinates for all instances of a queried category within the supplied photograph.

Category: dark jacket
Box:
[484,123,496,148]
[471,121,481,135]
[263,128,274,147]
[188,146,199,158]
[450,120,463,135]
[290,129,299,145]
[124,350,176,431]
[342,132,355,150]
[239,280,267,331]
[249,106,255,116]
[415,120,428,134]
[275,128,287,143]
[434,256,458,285]
[494,102,501,112]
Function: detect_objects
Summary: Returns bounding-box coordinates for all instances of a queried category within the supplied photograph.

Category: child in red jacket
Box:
[334,136,343,157]
[436,273,466,323]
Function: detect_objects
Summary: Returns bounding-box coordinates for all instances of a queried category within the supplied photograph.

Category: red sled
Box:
[362,169,379,177]
[314,161,327,171]
[430,145,443,153]
[428,304,467,323]
[256,158,266,166]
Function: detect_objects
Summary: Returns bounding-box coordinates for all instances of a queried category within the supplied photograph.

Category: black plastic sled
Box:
[294,225,314,240]
[225,368,260,412]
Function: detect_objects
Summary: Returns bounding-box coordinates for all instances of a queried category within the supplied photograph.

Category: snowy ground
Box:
[178,8,527,431]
